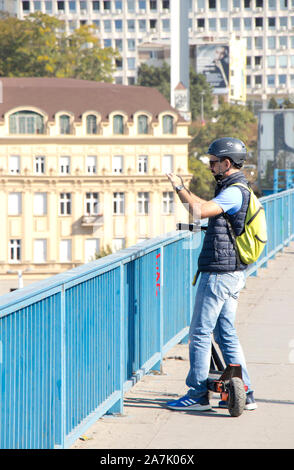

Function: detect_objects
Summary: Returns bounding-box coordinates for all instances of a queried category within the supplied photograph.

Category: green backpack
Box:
[224,183,267,266]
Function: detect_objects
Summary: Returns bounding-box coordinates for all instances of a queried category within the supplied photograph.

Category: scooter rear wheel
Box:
[227,377,246,417]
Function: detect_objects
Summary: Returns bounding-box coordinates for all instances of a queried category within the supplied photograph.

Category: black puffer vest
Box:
[198,171,250,273]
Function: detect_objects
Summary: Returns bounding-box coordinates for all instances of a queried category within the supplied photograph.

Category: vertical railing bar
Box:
[55,285,66,448]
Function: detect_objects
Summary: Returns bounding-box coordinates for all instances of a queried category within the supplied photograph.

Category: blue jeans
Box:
[186,271,252,398]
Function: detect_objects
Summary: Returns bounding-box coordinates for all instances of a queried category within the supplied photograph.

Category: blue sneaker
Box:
[218,391,257,411]
[166,393,211,411]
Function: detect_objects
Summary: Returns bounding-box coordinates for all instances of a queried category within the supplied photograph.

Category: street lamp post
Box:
[200,91,205,125]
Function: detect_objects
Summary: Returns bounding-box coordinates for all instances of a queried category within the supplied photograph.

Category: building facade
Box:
[4,0,294,106]
[0,77,191,293]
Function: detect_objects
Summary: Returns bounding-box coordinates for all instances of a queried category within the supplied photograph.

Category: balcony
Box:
[81,214,103,227]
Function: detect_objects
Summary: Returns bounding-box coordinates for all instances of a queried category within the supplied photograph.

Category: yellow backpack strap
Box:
[192,270,200,286]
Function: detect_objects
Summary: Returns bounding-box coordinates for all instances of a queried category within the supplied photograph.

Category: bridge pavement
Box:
[72,242,294,450]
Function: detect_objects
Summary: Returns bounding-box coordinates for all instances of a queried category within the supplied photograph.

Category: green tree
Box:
[137,62,170,101]
[0,12,118,81]
[136,62,214,120]
[268,97,279,109]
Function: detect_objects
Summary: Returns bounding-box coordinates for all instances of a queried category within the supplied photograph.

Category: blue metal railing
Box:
[0,189,294,449]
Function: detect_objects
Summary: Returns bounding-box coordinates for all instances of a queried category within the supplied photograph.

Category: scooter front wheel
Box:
[227,377,246,417]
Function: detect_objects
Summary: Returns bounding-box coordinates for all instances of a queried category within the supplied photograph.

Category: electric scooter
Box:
[177,222,247,417]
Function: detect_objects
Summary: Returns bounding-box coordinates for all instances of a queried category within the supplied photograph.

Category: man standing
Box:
[166,137,257,412]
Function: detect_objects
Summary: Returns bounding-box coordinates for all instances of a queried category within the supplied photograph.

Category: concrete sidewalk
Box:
[72,243,294,450]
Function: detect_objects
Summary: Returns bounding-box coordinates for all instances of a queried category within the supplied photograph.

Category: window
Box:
[290,75,294,87]
[220,18,228,30]
[233,0,240,6]
[103,0,111,9]
[115,0,122,10]
[86,155,97,174]
[268,17,276,29]
[92,1,100,10]
[162,115,174,134]
[33,193,47,216]
[9,239,21,262]
[138,115,148,134]
[113,114,124,134]
[280,0,288,9]
[268,0,276,8]
[150,19,157,30]
[85,239,99,262]
[280,17,287,28]
[60,156,70,174]
[127,57,136,70]
[255,56,262,66]
[267,36,276,49]
[138,155,148,173]
[197,0,205,8]
[139,19,146,31]
[139,0,146,9]
[267,74,275,86]
[246,56,251,68]
[255,75,262,85]
[60,193,71,215]
[128,39,135,50]
[244,0,251,7]
[198,18,205,28]
[162,0,169,8]
[127,0,135,11]
[208,0,216,8]
[115,39,123,51]
[60,240,72,262]
[255,17,263,28]
[57,1,64,10]
[45,1,52,12]
[162,192,174,214]
[267,55,276,67]
[254,37,263,49]
[115,19,123,31]
[8,193,22,215]
[34,156,45,174]
[113,192,125,214]
[162,19,170,31]
[232,18,240,30]
[34,239,47,263]
[104,39,112,48]
[59,115,70,134]
[80,0,87,10]
[150,0,157,10]
[103,20,111,32]
[127,19,135,31]
[112,155,123,173]
[162,154,173,173]
[244,18,251,30]
[279,36,287,48]
[86,114,98,134]
[209,18,217,31]
[22,1,30,11]
[220,0,228,9]
[112,238,125,252]
[9,155,20,174]
[69,0,76,10]
[85,192,99,215]
[9,111,44,134]
[279,56,287,68]
[279,74,287,85]
[137,192,149,215]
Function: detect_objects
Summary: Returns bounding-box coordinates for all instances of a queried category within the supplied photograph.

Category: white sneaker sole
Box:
[244,402,258,410]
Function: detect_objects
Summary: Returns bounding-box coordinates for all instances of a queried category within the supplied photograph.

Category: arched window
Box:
[162,114,174,134]
[113,114,124,135]
[59,114,71,135]
[86,114,98,134]
[9,111,45,134]
[138,115,148,134]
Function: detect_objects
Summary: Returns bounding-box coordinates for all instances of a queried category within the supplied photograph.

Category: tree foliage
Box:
[0,12,118,81]
[189,99,258,163]
[137,62,214,121]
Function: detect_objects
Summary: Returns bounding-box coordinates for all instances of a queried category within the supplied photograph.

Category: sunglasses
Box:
[209,159,221,167]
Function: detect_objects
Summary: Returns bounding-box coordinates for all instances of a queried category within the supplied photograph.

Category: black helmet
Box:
[207,137,247,165]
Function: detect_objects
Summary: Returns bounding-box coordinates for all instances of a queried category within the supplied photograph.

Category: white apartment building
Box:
[3,0,294,106]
